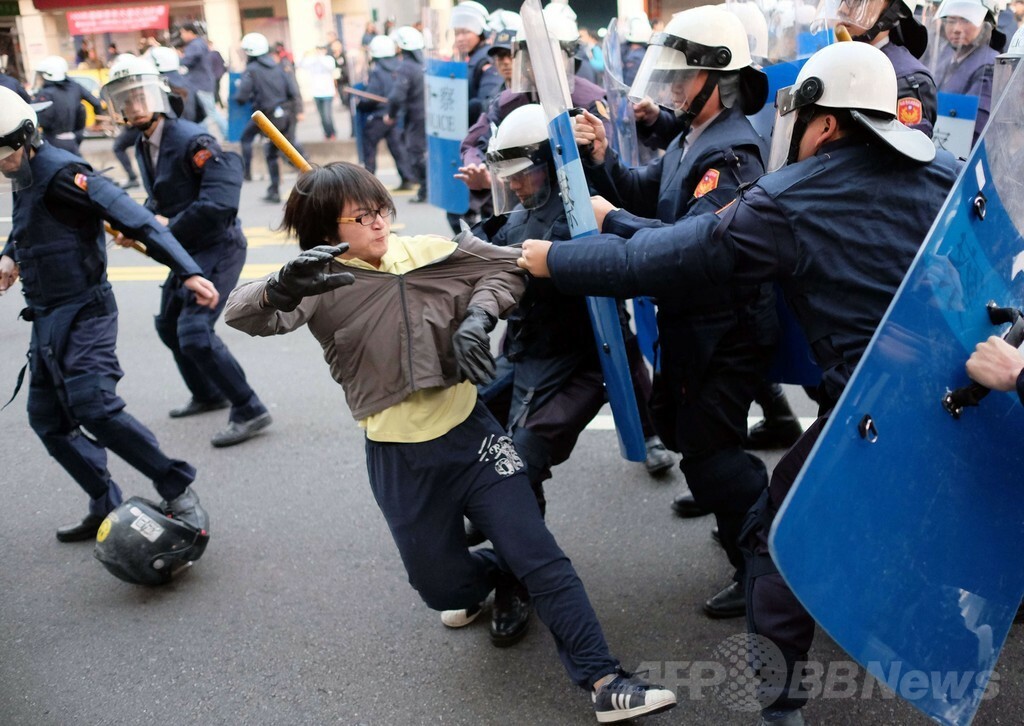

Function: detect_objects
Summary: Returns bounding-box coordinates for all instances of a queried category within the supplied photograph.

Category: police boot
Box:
[56,513,106,542]
[746,383,803,450]
[644,435,675,475]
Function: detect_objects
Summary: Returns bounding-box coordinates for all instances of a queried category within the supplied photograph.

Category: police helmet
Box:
[488,9,524,34]
[35,55,68,82]
[937,0,1006,49]
[624,16,654,44]
[486,103,553,215]
[147,46,181,73]
[102,55,171,127]
[450,1,490,35]
[94,497,210,587]
[723,3,770,61]
[241,32,270,58]
[368,35,397,59]
[0,87,38,161]
[629,5,769,118]
[767,41,936,171]
[392,26,425,52]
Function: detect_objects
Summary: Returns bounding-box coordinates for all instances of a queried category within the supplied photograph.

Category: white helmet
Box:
[624,16,654,44]
[368,35,397,59]
[724,2,770,60]
[937,0,992,23]
[629,5,768,117]
[767,41,936,171]
[450,1,490,35]
[485,104,553,215]
[0,86,37,161]
[147,46,181,73]
[102,55,171,127]
[35,56,68,82]
[488,9,524,34]
[241,32,270,57]
[511,4,580,94]
[392,26,425,52]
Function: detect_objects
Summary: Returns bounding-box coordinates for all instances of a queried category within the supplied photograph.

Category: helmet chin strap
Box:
[674,72,719,133]
[786,106,816,166]
[131,112,160,132]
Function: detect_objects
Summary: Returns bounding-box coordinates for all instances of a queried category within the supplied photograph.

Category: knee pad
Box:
[64,373,123,423]
[177,316,215,359]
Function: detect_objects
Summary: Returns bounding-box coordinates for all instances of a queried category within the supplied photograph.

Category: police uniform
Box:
[389,49,427,191]
[583,104,777,590]
[135,116,269,430]
[32,81,88,153]
[545,137,961,716]
[880,39,938,137]
[466,41,503,123]
[2,142,204,519]
[934,41,998,143]
[357,55,408,178]
[0,73,31,102]
[236,53,301,198]
[621,43,647,87]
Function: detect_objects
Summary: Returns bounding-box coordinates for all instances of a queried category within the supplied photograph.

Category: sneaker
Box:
[440,602,484,628]
[593,672,677,723]
[644,436,674,476]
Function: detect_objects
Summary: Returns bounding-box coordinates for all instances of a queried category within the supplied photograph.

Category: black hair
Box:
[281,162,396,250]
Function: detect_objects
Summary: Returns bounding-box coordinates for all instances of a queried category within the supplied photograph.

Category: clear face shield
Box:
[814,0,892,35]
[0,121,36,192]
[486,142,552,215]
[628,33,732,111]
[511,38,576,94]
[102,76,171,127]
[766,76,824,171]
[993,54,1021,104]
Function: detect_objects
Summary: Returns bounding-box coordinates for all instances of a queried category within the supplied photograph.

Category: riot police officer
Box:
[389,26,427,200]
[573,5,777,619]
[31,56,101,155]
[451,1,503,123]
[102,56,272,448]
[357,35,410,184]
[0,86,216,542]
[518,41,960,725]
[236,32,301,203]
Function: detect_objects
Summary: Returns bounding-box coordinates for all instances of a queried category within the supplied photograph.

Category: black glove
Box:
[453,307,497,385]
[265,244,354,312]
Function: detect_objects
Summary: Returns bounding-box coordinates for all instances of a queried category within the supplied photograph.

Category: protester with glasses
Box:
[223,161,677,724]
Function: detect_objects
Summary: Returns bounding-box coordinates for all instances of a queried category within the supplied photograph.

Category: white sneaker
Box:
[440,602,484,628]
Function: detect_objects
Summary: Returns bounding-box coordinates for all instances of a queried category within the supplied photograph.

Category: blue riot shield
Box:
[933,91,980,161]
[425,58,470,214]
[601,17,640,168]
[770,61,1024,726]
[226,72,251,143]
[521,0,646,462]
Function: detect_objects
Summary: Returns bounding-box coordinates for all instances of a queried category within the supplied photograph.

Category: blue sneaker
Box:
[592,672,677,723]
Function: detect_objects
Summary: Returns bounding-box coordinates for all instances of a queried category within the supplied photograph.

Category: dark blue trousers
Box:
[27,299,195,516]
[365,401,619,688]
[153,240,266,423]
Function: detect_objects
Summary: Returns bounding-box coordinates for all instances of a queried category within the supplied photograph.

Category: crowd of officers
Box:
[0,0,1020,723]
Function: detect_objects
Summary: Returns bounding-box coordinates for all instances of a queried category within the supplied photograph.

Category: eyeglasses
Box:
[337,207,393,226]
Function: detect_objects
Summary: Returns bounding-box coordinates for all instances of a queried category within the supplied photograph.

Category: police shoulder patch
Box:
[694,169,720,199]
[74,173,88,191]
[192,149,213,169]
[897,97,923,126]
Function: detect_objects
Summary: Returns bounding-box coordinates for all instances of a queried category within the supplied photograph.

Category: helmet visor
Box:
[102,77,169,126]
[0,146,33,192]
[511,41,576,94]
[486,140,552,215]
[767,104,800,172]
[628,47,703,111]
[993,55,1020,105]
[815,0,890,34]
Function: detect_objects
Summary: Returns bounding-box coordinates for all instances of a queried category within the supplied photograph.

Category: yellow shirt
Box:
[342,235,478,443]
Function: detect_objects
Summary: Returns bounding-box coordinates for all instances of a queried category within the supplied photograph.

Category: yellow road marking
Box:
[108,263,283,282]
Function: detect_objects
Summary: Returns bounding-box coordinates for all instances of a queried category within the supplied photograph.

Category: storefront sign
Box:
[66,5,169,35]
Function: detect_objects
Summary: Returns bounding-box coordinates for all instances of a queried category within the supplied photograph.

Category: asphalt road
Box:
[1,155,1022,726]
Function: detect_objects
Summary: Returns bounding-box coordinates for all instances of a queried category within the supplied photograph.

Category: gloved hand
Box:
[453,307,497,385]
[265,244,354,312]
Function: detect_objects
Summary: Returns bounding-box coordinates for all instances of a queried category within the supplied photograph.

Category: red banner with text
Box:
[66,5,169,35]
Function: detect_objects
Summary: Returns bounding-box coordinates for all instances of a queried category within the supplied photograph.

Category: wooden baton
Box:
[104,223,148,255]
[341,86,389,104]
[251,110,312,172]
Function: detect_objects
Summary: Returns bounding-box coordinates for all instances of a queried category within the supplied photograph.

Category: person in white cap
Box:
[517,40,961,726]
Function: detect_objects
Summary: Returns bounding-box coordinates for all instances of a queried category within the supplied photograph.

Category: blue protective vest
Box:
[10,144,106,310]
[752,143,960,402]
[136,117,242,251]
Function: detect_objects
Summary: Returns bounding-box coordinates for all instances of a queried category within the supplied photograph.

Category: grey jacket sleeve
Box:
[224,275,319,335]
[455,232,526,318]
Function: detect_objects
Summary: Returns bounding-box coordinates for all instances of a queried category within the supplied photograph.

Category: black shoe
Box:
[490,574,531,647]
[243,170,252,181]
[593,671,677,722]
[211,412,273,448]
[169,397,231,419]
[56,513,105,542]
[644,436,674,475]
[161,487,209,532]
[262,191,281,204]
[465,518,488,547]
[671,491,710,518]
[703,581,746,619]
[744,417,803,450]
[120,177,139,190]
